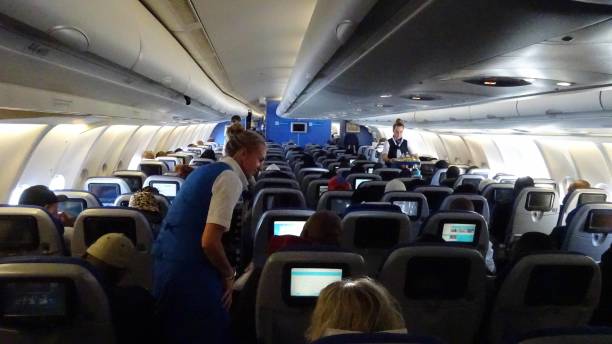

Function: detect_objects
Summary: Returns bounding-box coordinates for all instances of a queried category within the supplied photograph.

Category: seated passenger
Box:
[83,233,158,344]
[306,277,406,341]
[142,150,155,159]
[338,156,351,169]
[262,164,293,180]
[129,191,163,234]
[155,151,167,158]
[489,176,534,243]
[197,140,205,145]
[18,185,71,236]
[440,166,460,188]
[175,164,194,179]
[385,179,406,193]
[328,171,352,191]
[561,179,591,207]
[202,149,218,161]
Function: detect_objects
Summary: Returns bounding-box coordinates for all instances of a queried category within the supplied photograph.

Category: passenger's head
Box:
[329,174,351,191]
[385,179,406,193]
[175,164,194,179]
[155,151,167,158]
[513,176,535,198]
[351,187,379,204]
[302,155,316,167]
[301,211,342,246]
[231,115,241,124]
[568,179,591,195]
[187,143,196,147]
[392,118,404,140]
[18,185,67,218]
[448,197,474,212]
[84,233,136,285]
[446,166,460,179]
[201,149,217,161]
[128,191,160,214]
[141,186,159,195]
[174,148,183,153]
[225,123,266,177]
[142,150,155,159]
[434,160,449,169]
[306,277,405,342]
[197,140,205,145]
[509,232,553,263]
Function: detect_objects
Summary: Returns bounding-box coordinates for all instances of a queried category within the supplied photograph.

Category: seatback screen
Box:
[578,193,607,206]
[354,218,400,249]
[318,185,328,196]
[88,183,120,206]
[58,200,86,219]
[0,281,68,318]
[462,178,481,188]
[393,201,418,217]
[119,176,142,192]
[0,216,39,251]
[151,182,178,198]
[330,198,351,214]
[494,188,514,204]
[290,268,342,297]
[354,178,370,188]
[83,217,137,246]
[140,164,162,177]
[273,221,306,236]
[162,160,177,170]
[441,223,476,243]
[585,209,612,234]
[526,192,554,212]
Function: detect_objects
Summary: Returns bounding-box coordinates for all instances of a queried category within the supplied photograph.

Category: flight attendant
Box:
[153,123,266,343]
[382,118,411,166]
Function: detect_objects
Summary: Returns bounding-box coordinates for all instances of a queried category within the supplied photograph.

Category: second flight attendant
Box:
[382,118,411,166]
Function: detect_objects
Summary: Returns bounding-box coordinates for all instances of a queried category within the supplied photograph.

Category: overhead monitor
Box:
[150,181,178,198]
[273,220,306,236]
[87,183,120,206]
[290,122,308,133]
[354,178,371,189]
[393,201,419,217]
[289,268,343,297]
[441,223,477,243]
[0,216,39,251]
[526,192,554,212]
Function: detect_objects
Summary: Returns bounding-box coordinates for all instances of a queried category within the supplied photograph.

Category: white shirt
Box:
[382,138,405,158]
[206,157,248,230]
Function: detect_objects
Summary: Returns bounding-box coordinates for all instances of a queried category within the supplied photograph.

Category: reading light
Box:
[380,94,392,98]
[556,82,572,87]
[523,78,536,83]
[484,80,497,86]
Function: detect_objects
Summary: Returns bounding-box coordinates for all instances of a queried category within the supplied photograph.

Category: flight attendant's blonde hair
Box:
[224,123,265,157]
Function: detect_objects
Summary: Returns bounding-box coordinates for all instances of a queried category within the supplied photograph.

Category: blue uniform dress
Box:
[153,161,242,344]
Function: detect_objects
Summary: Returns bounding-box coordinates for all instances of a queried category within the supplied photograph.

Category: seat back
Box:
[155,157,180,171]
[374,168,402,181]
[252,209,315,267]
[55,190,101,218]
[84,177,131,206]
[562,203,612,261]
[251,188,307,233]
[489,253,601,344]
[189,158,214,167]
[512,327,612,344]
[301,174,324,193]
[359,181,388,200]
[380,246,487,344]
[421,211,490,257]
[507,187,560,243]
[112,170,147,192]
[439,194,490,223]
[341,211,412,275]
[138,159,168,176]
[430,169,448,186]
[256,251,366,344]
[317,191,353,216]
[71,208,154,289]
[113,194,169,217]
[306,179,330,209]
[310,333,444,344]
[481,183,515,208]
[381,192,429,237]
[0,257,114,344]
[467,168,491,178]
[0,206,64,257]
[414,186,453,213]
[168,152,193,165]
[558,189,608,226]
[143,176,184,201]
[346,174,382,189]
[254,178,301,195]
[297,168,328,183]
[454,175,485,189]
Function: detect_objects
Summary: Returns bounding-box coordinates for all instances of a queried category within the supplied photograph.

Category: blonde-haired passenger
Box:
[142,150,155,159]
[306,277,406,342]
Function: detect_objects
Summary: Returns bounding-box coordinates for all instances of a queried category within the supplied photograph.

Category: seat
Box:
[254,178,301,195]
[251,188,307,234]
[305,179,330,209]
[510,327,612,344]
[310,333,444,344]
[55,190,102,218]
[258,170,297,180]
[430,169,448,186]
[0,256,114,344]
[266,154,285,162]
[112,193,170,217]
[252,209,315,267]
[379,245,487,344]
[0,206,64,257]
[138,159,168,177]
[533,178,559,194]
[84,177,131,206]
[341,211,412,275]
[414,186,453,213]
[489,253,601,344]
[297,168,328,183]
[189,158,214,167]
[256,250,366,344]
[467,168,491,178]
[420,211,490,258]
[359,180,388,198]
[381,192,429,238]
[561,203,612,261]
[346,174,382,189]
[374,168,402,181]
[71,208,154,289]
[558,188,608,226]
[481,183,515,208]
[453,175,485,189]
[167,152,193,165]
[439,194,490,223]
[143,175,184,201]
[506,187,560,243]
[317,191,353,216]
[155,157,180,172]
[301,174,325,193]
[112,170,147,192]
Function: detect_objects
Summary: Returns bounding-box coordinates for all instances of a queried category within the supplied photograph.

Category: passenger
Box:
[155,151,167,158]
[18,185,71,236]
[513,176,535,197]
[187,143,197,147]
[440,166,460,188]
[142,150,155,159]
[434,160,449,170]
[338,156,351,169]
[384,179,406,193]
[306,277,406,342]
[142,185,160,195]
[83,233,157,344]
[489,176,534,244]
[128,191,163,234]
[197,140,205,145]
[173,148,183,153]
[382,118,411,166]
[231,114,241,124]
[328,172,352,191]
[561,179,591,206]
[175,164,194,179]
[153,122,266,343]
[202,148,218,161]
[260,165,293,180]
[301,154,317,168]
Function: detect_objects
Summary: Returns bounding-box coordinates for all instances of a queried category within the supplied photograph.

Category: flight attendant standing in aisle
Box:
[153,123,266,343]
[382,118,411,166]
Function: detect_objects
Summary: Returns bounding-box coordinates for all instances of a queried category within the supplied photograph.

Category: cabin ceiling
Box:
[190,0,317,108]
[279,0,612,120]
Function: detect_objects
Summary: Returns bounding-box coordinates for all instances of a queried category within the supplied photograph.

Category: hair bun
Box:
[394,118,404,126]
[226,122,245,137]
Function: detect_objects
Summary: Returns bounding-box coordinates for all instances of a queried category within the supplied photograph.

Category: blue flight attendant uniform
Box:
[153,161,239,344]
